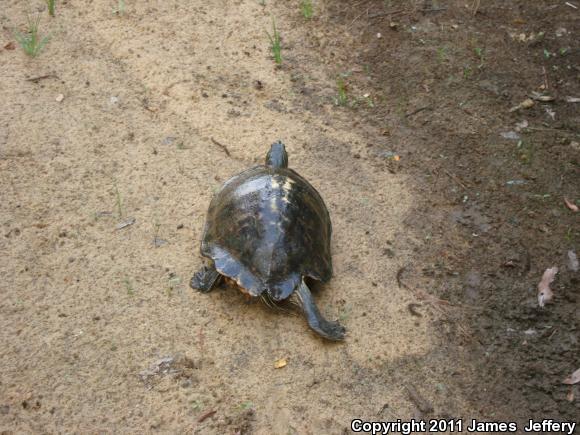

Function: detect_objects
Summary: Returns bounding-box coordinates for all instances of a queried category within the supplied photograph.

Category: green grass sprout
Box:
[15,14,50,57]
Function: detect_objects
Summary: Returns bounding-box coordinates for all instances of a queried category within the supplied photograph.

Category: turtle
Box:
[190,141,345,341]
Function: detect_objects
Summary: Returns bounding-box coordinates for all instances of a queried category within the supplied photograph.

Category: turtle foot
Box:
[311,318,346,341]
[190,266,220,293]
[295,279,346,342]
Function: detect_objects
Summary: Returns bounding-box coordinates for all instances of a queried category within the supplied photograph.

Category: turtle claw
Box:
[190,266,220,293]
[312,318,346,341]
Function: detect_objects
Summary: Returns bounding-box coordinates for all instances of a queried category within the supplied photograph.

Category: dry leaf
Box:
[537,266,558,307]
[4,41,16,50]
[509,98,534,112]
[566,388,574,402]
[568,250,579,272]
[115,217,136,230]
[530,92,555,102]
[563,368,580,385]
[274,358,287,369]
[564,198,578,212]
[520,99,534,109]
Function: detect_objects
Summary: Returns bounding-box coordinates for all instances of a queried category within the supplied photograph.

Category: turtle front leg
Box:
[190,264,221,293]
[294,279,346,341]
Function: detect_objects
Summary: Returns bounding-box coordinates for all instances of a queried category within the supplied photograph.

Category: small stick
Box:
[197,410,217,423]
[396,266,407,289]
[542,66,549,90]
[565,2,578,9]
[210,137,231,157]
[405,106,432,118]
[472,0,481,16]
[405,385,434,414]
[26,74,58,83]
[421,7,447,12]
[444,169,469,189]
[347,7,369,29]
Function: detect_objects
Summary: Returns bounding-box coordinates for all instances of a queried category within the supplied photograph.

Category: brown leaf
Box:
[4,41,16,50]
[563,368,580,385]
[564,198,578,212]
[537,267,558,307]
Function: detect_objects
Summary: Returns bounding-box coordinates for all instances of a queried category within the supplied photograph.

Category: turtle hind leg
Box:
[294,279,345,341]
[190,264,221,293]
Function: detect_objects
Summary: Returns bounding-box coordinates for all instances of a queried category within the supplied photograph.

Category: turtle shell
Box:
[200,165,332,301]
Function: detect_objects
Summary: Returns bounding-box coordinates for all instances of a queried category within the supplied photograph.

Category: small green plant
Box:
[113,0,125,15]
[436,46,447,63]
[463,65,473,79]
[14,14,50,57]
[124,277,134,296]
[363,94,374,108]
[46,0,56,17]
[266,20,282,65]
[474,47,485,68]
[191,400,203,411]
[167,274,181,297]
[516,140,534,164]
[338,304,351,322]
[335,77,348,106]
[301,0,313,19]
[543,48,551,59]
[564,227,575,242]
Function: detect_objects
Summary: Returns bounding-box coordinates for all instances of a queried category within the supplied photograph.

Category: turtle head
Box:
[265,141,288,168]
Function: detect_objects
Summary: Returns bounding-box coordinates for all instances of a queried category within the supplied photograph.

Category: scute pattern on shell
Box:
[201,166,332,301]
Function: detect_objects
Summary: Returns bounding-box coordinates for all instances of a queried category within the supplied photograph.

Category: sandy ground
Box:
[0,1,458,433]
[2,0,578,433]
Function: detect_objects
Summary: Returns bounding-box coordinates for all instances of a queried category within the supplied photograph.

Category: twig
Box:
[210,137,231,157]
[197,410,217,423]
[443,169,469,190]
[472,0,481,16]
[396,266,408,289]
[421,7,447,12]
[565,2,578,9]
[542,66,549,90]
[347,7,369,29]
[26,73,58,83]
[405,106,432,118]
[405,385,434,414]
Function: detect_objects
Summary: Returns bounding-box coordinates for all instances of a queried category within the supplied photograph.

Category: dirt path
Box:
[0,1,464,433]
